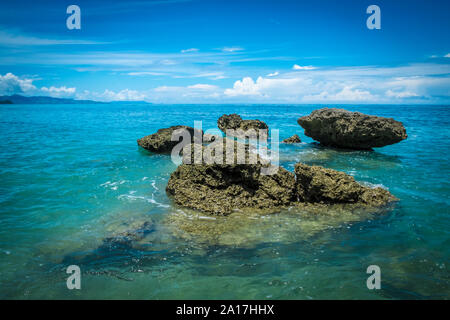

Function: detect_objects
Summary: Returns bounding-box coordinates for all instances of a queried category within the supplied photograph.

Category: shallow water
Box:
[0,104,449,299]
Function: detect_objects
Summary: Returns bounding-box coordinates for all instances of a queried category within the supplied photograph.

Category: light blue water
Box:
[0,104,449,299]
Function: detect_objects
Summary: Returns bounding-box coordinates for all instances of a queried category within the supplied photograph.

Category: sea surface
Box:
[0,103,449,299]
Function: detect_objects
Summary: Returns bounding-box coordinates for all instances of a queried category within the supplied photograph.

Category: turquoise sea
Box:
[0,103,449,299]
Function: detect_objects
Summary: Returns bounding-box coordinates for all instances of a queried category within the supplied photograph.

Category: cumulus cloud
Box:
[292,64,316,70]
[445,53,450,58]
[0,72,37,95]
[222,63,450,103]
[41,86,76,98]
[224,76,305,99]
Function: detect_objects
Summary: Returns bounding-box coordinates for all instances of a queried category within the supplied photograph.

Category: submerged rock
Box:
[294,163,396,206]
[103,221,154,247]
[164,201,393,247]
[283,134,302,144]
[217,114,268,134]
[297,108,407,149]
[137,125,201,153]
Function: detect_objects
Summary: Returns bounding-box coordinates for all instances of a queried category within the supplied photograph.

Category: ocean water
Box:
[0,103,449,299]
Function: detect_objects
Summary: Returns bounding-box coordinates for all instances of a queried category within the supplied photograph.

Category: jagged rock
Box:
[137,125,202,153]
[294,163,396,206]
[297,108,407,149]
[165,132,396,215]
[217,114,268,135]
[180,138,268,166]
[166,163,297,215]
[283,134,302,144]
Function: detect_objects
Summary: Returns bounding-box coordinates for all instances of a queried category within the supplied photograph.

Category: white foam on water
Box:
[360,181,388,189]
[118,192,169,208]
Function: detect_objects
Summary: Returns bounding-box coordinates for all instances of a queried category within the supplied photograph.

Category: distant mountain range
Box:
[0,94,104,104]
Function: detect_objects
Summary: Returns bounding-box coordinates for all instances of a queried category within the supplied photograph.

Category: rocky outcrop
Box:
[166,148,396,215]
[294,163,396,206]
[217,114,268,134]
[297,108,407,149]
[137,125,202,153]
[166,163,297,215]
[283,134,301,144]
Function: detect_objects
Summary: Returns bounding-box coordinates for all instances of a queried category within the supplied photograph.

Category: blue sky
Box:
[0,0,449,103]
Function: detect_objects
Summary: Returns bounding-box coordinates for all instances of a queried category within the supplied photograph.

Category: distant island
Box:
[0,94,104,104]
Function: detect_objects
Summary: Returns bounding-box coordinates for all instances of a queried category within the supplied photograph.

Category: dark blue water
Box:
[0,104,448,299]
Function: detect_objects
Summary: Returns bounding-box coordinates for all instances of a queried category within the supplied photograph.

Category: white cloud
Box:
[224,76,303,98]
[221,46,244,52]
[221,63,450,103]
[224,77,261,96]
[41,86,76,98]
[0,30,104,46]
[77,89,146,101]
[267,71,279,77]
[0,72,37,95]
[386,90,419,98]
[181,48,199,53]
[430,53,450,58]
[293,64,316,70]
[127,71,167,76]
[304,86,376,102]
[187,84,218,90]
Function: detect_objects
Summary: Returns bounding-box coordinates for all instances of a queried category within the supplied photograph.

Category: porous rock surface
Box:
[297,108,407,149]
[217,114,268,134]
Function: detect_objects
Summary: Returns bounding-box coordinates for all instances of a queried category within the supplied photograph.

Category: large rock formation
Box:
[166,137,396,214]
[297,108,407,149]
[294,163,396,206]
[283,134,301,144]
[137,125,201,153]
[166,163,296,215]
[217,114,268,134]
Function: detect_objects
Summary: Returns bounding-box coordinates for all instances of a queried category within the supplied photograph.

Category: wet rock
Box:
[297,108,407,149]
[137,125,202,153]
[294,163,396,206]
[180,138,268,166]
[282,134,302,144]
[217,114,268,134]
[166,163,297,215]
